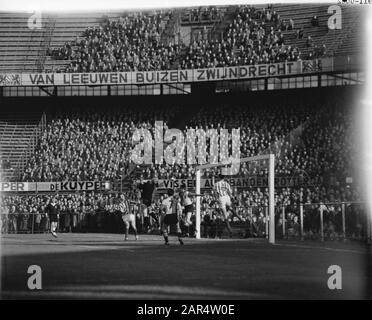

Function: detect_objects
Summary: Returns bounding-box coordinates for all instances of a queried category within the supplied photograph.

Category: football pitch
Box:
[1,233,370,299]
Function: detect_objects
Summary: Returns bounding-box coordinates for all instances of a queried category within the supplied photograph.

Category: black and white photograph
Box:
[0,0,371,304]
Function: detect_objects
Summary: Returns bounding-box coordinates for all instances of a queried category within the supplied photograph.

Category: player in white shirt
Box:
[179,187,194,237]
[213,174,242,238]
[119,193,138,241]
[160,189,184,246]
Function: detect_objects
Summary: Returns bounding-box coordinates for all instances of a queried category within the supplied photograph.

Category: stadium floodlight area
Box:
[195,154,275,244]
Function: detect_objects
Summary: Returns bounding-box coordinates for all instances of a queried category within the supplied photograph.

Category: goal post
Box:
[195,154,276,244]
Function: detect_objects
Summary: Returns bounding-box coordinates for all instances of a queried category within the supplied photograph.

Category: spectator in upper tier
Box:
[288,18,294,30]
[50,11,180,73]
[180,5,306,69]
[311,15,319,27]
[306,36,313,48]
[297,27,304,39]
[49,5,328,72]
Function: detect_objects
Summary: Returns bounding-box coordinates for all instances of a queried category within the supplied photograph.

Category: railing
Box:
[0,121,8,141]
[2,113,46,180]
[23,27,43,72]
[229,201,371,243]
[0,122,12,180]
[41,112,47,131]
[179,30,192,46]
[14,137,30,180]
[15,113,46,179]
[0,209,156,235]
[334,13,361,57]
[161,11,182,46]
[1,199,370,243]
[5,125,17,163]
[36,17,56,72]
[0,195,156,235]
[208,19,221,42]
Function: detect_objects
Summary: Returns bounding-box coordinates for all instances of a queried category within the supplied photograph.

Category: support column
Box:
[195,169,201,239]
[342,203,346,242]
[300,204,304,241]
[268,154,275,244]
[282,206,286,238]
[320,206,324,242]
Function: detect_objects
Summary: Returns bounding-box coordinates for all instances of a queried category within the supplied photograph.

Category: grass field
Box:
[1,233,370,299]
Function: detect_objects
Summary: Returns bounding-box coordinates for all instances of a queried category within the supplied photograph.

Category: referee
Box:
[46,197,59,238]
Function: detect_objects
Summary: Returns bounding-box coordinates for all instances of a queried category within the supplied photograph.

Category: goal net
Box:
[195,154,275,244]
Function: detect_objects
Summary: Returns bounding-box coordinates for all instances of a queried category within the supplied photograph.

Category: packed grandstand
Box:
[0,4,367,241]
[0,3,363,73]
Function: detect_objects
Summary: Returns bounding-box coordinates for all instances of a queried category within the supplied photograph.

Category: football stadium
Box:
[0,2,371,300]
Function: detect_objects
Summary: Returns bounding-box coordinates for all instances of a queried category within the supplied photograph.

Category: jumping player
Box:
[119,193,138,240]
[213,174,243,238]
[136,176,159,228]
[160,189,184,246]
[179,186,194,237]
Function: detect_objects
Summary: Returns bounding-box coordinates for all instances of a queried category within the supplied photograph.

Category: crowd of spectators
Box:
[1,87,363,239]
[50,5,328,72]
[181,6,302,69]
[19,92,358,207]
[14,90,355,196]
[51,11,180,72]
[182,6,223,24]
[21,104,178,182]
[146,96,357,206]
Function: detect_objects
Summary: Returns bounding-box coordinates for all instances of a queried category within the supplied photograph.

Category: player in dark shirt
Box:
[136,177,159,229]
[137,177,156,207]
[46,198,59,238]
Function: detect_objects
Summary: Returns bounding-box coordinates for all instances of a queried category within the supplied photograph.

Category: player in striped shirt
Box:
[160,189,184,246]
[119,193,138,241]
[213,174,242,238]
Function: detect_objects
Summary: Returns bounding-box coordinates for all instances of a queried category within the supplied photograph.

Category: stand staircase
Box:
[0,113,46,181]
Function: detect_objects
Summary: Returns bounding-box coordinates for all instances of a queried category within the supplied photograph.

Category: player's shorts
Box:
[122,213,135,224]
[184,204,193,213]
[49,214,59,222]
[163,214,178,225]
[218,195,232,211]
[184,211,193,226]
